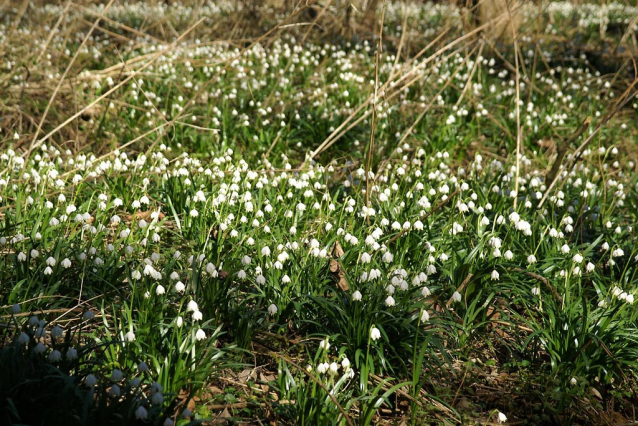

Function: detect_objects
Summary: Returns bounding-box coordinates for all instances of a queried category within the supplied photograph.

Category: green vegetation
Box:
[1,1,638,424]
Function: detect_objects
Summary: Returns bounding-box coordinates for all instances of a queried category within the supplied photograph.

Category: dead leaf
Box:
[537,138,555,149]
[259,372,276,383]
[329,241,349,291]
[331,240,344,258]
[122,210,166,222]
[80,103,103,121]
[590,387,602,399]
[238,369,256,383]
[456,397,471,411]
[209,386,224,394]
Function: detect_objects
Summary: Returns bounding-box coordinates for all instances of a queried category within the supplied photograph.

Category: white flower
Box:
[531,287,540,295]
[195,329,206,341]
[30,249,39,259]
[504,250,513,260]
[341,358,351,370]
[156,285,166,295]
[111,369,124,381]
[382,252,394,263]
[570,377,577,386]
[175,281,185,292]
[51,325,63,338]
[612,248,625,258]
[497,412,507,423]
[261,246,271,256]
[319,338,330,351]
[268,304,278,315]
[49,350,62,362]
[135,406,148,420]
[152,392,164,405]
[527,254,537,264]
[573,253,583,263]
[352,290,362,301]
[66,347,78,360]
[187,300,199,312]
[421,310,430,322]
[192,310,203,321]
[329,362,340,375]
[85,374,98,387]
[360,253,371,263]
[124,331,136,342]
[61,258,72,268]
[561,244,570,254]
[490,270,500,280]
[370,327,381,341]
[627,294,635,304]
[385,296,395,307]
[108,385,121,398]
[17,332,30,345]
[452,291,462,302]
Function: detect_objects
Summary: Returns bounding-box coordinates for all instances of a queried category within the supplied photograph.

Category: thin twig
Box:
[511,268,562,303]
[447,274,474,308]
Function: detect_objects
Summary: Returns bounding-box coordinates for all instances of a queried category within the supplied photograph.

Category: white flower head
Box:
[370,327,381,341]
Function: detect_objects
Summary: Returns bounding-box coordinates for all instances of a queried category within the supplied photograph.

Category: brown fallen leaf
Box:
[260,374,276,383]
[122,210,166,222]
[590,387,602,400]
[238,369,256,383]
[537,138,555,149]
[212,407,232,424]
[80,103,104,121]
[329,240,349,291]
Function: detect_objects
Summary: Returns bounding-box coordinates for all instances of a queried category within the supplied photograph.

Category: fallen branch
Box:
[447,274,474,308]
[545,116,591,185]
[511,267,562,303]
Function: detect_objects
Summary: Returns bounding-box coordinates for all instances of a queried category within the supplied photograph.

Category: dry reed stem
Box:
[375,42,482,178]
[311,1,527,159]
[538,80,638,208]
[509,0,522,209]
[22,0,117,178]
[365,0,387,214]
[24,16,205,157]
